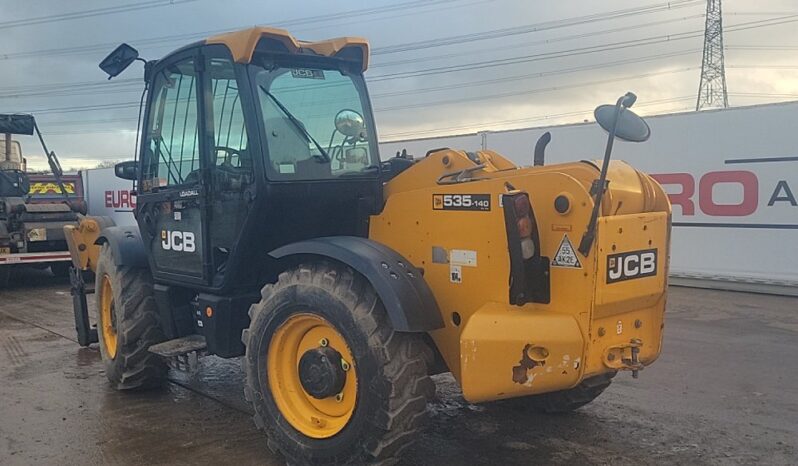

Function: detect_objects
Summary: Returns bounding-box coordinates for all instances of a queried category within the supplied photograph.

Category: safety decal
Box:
[449,264,463,284]
[450,249,477,267]
[433,194,491,211]
[29,182,76,195]
[551,234,582,268]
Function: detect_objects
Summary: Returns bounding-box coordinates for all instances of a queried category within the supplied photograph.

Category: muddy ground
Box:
[0,268,796,465]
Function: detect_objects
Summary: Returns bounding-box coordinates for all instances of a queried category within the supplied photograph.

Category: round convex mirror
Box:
[334,109,365,138]
[594,105,651,143]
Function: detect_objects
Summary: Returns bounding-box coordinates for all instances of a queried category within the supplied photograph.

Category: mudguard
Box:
[96,225,148,268]
[270,236,444,332]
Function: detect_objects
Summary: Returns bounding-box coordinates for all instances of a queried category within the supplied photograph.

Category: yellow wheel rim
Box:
[268,313,358,439]
[99,275,118,359]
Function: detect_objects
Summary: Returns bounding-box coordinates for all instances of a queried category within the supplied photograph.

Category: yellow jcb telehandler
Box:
[64,27,671,465]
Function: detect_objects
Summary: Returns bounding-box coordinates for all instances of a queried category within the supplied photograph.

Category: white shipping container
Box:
[82,168,137,226]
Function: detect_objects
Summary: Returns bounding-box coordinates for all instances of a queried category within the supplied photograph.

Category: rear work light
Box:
[513,195,536,259]
[503,192,550,305]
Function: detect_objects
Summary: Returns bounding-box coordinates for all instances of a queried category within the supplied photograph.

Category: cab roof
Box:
[205,26,370,72]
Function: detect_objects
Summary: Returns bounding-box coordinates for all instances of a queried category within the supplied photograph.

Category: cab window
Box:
[208,57,252,192]
[255,66,377,180]
[141,59,200,191]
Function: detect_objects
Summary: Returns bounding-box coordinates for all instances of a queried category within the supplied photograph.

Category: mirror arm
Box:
[578,92,635,257]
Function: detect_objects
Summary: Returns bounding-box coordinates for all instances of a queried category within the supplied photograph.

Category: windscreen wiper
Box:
[261,87,330,163]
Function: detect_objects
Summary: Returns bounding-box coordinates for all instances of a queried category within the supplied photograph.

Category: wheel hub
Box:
[298,346,346,399]
[267,313,358,438]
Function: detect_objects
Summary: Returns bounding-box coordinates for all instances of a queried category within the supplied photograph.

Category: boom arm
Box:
[32,120,70,203]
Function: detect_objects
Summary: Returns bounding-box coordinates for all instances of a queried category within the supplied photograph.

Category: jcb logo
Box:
[607,249,657,283]
[161,230,196,253]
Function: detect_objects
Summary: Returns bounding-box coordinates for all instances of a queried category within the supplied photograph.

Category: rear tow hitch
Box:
[604,338,644,377]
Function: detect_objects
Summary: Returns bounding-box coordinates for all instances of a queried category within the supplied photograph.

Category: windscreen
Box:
[255,66,378,180]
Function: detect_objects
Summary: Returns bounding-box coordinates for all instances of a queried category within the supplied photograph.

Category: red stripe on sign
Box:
[0,254,71,262]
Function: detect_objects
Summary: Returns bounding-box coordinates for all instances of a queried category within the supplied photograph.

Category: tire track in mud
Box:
[0,308,250,416]
[2,334,28,367]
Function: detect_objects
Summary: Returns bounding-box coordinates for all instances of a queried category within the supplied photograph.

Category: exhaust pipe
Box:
[533,132,551,166]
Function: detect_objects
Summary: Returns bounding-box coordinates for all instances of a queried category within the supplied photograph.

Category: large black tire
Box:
[516,372,616,414]
[242,263,435,465]
[95,243,167,390]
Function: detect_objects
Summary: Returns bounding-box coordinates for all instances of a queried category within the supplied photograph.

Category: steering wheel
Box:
[214,146,243,168]
[213,146,251,191]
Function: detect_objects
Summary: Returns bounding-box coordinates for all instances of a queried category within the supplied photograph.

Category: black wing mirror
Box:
[114,160,138,181]
[99,43,140,79]
[0,114,35,135]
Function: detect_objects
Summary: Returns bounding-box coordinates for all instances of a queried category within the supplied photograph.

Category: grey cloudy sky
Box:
[1,0,796,170]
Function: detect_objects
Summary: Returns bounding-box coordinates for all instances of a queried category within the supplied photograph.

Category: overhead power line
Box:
[370,13,798,81]
[726,45,798,51]
[12,9,798,117]
[373,50,700,98]
[0,0,198,31]
[374,67,698,112]
[0,0,469,60]
[380,98,696,140]
[727,64,798,70]
[33,48,702,130]
[371,14,705,69]
[372,0,704,55]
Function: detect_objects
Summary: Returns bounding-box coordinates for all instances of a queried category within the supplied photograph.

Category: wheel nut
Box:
[319,338,328,347]
[335,393,344,402]
[341,360,350,371]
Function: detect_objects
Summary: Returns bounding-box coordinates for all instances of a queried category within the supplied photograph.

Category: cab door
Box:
[137,49,210,285]
[202,47,258,289]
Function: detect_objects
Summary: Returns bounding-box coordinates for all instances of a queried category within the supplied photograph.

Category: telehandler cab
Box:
[65,27,671,465]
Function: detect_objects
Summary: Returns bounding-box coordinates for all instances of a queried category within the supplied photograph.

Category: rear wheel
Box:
[513,372,616,413]
[243,263,434,465]
[95,243,167,390]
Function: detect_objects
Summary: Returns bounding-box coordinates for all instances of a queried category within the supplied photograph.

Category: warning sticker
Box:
[551,235,582,268]
[450,249,477,267]
[450,264,463,284]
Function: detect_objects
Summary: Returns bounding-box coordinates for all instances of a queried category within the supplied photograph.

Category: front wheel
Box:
[243,263,434,465]
[95,243,167,390]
